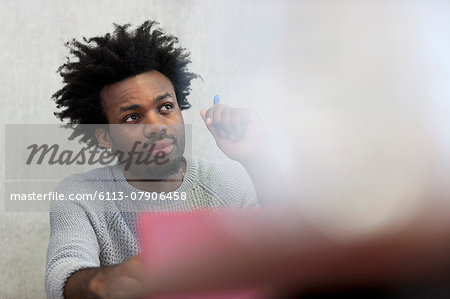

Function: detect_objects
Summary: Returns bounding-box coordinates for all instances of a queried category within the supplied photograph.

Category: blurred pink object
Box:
[138,211,269,299]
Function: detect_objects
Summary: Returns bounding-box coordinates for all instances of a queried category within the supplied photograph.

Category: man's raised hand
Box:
[200,103,263,164]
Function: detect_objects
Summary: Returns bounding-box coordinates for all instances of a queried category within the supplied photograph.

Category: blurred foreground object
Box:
[138,199,450,298]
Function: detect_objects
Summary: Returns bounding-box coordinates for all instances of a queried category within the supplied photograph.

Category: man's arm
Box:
[47,199,148,299]
[46,204,101,298]
[64,255,145,299]
[64,268,99,299]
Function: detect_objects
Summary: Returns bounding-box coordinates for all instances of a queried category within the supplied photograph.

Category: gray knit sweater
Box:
[45,158,257,299]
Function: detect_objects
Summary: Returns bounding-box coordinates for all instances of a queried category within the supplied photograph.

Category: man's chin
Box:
[142,156,183,180]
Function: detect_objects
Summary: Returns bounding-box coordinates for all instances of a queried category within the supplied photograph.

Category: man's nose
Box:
[141,112,168,139]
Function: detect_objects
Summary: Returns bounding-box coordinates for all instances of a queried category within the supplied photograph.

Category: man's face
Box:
[99,70,185,179]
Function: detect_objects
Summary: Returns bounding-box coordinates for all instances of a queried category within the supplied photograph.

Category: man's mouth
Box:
[152,138,175,154]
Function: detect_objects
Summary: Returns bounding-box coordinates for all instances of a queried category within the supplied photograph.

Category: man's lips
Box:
[152,138,175,154]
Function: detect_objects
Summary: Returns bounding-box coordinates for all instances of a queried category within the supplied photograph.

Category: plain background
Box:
[1,0,449,298]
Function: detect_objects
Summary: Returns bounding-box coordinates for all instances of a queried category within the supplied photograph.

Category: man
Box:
[45,20,265,299]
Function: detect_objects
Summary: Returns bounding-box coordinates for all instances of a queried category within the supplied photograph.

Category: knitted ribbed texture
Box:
[45,158,257,299]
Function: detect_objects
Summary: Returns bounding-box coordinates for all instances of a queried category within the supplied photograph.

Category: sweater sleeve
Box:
[45,177,102,299]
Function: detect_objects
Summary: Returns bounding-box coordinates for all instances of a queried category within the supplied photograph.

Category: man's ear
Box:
[95,128,112,148]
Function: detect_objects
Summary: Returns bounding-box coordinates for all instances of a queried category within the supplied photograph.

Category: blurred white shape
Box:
[254,0,450,239]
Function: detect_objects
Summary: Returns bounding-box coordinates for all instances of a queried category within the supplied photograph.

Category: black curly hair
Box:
[53,20,198,147]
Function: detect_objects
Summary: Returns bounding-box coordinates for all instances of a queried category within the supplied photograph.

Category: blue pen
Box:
[213,95,220,105]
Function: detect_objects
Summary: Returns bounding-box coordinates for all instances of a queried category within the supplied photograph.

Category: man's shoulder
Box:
[191,159,253,189]
[193,158,245,176]
[52,165,120,213]
[189,159,257,207]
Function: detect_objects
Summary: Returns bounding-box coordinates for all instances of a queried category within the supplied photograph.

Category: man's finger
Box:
[212,104,230,138]
[205,104,217,124]
[200,108,218,137]
[200,108,207,121]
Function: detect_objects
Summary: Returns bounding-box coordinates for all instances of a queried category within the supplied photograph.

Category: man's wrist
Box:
[64,267,105,299]
[88,269,107,297]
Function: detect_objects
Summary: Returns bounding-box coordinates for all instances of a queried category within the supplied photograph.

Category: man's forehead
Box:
[100,70,175,104]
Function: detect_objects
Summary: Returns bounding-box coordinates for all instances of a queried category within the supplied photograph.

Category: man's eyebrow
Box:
[154,92,173,103]
[119,104,141,113]
[118,93,173,113]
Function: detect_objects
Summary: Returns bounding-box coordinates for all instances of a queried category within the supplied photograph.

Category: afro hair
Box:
[53,20,198,147]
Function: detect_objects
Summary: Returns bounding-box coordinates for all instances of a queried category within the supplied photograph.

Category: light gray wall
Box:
[1,1,450,298]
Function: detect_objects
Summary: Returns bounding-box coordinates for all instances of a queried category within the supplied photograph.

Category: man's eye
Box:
[124,114,140,122]
[160,103,174,112]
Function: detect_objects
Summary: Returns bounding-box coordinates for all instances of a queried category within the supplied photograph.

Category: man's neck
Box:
[121,159,186,193]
